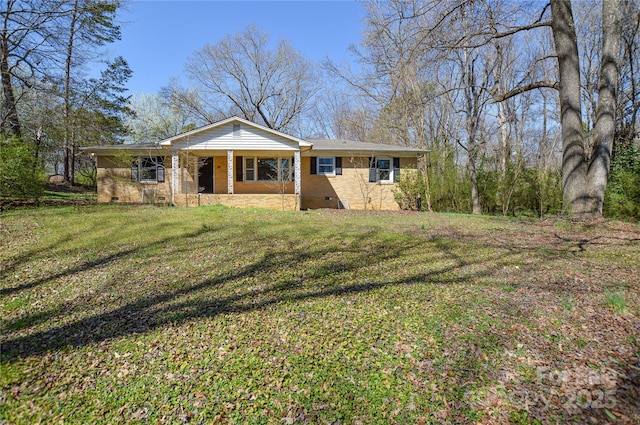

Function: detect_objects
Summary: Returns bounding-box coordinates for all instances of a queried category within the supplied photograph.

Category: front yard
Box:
[1,205,639,424]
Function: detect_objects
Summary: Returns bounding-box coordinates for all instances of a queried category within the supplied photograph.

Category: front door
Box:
[198,157,214,194]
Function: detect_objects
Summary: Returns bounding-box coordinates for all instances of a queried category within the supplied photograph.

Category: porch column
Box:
[171,150,179,205]
[227,150,234,194]
[294,150,301,198]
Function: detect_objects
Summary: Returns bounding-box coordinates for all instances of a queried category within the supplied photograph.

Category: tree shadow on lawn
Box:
[5,219,630,361]
[2,224,639,422]
[0,223,223,297]
[0,230,84,296]
[0,206,121,283]
[1,228,523,362]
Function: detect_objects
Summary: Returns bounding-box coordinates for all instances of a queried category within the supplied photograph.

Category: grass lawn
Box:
[1,189,96,210]
[1,205,639,424]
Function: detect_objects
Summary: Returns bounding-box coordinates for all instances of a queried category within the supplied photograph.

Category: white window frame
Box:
[376,157,393,183]
[317,157,336,176]
[244,156,292,182]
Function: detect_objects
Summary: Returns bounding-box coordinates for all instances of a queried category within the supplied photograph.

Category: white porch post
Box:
[227,150,234,194]
[171,150,179,205]
[294,150,301,203]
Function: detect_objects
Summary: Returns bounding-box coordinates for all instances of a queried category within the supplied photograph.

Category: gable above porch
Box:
[160,116,313,152]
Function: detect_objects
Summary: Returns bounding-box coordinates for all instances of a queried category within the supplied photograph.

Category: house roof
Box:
[308,139,428,154]
[80,142,166,153]
[82,118,428,156]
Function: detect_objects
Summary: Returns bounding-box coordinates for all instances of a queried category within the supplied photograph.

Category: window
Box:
[244,157,292,181]
[310,157,342,175]
[258,158,278,180]
[376,158,392,182]
[233,123,241,138]
[245,157,255,181]
[280,158,292,181]
[132,156,165,183]
[369,157,400,183]
[317,157,335,175]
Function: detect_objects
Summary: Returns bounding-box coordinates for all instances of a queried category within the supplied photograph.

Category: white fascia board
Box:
[302,150,423,158]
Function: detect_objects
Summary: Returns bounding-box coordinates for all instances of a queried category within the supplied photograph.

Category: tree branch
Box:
[492,21,552,40]
[450,20,552,50]
[492,80,558,102]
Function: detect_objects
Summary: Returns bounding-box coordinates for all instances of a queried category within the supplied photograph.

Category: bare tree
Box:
[162,78,222,126]
[349,155,383,210]
[424,0,623,218]
[456,46,491,214]
[618,1,640,141]
[305,88,374,142]
[125,93,194,143]
[0,0,70,137]
[181,25,320,132]
[60,0,121,184]
[1,0,127,191]
[547,0,621,217]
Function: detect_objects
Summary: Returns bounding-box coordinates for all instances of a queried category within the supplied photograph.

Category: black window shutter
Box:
[131,160,138,182]
[310,156,317,174]
[393,157,400,182]
[156,156,165,182]
[335,157,342,175]
[236,156,243,182]
[291,155,295,180]
[369,157,376,182]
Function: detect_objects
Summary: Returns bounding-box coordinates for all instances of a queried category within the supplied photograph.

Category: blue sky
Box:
[105,0,366,95]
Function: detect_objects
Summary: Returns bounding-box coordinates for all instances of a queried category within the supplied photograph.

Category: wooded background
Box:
[1,0,638,219]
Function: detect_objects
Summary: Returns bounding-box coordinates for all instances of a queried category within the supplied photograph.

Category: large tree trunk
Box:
[550,0,590,216]
[551,0,621,218]
[0,1,21,138]
[0,42,21,137]
[588,0,621,216]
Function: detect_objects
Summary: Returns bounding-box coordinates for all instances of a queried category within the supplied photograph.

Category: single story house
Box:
[83,116,427,210]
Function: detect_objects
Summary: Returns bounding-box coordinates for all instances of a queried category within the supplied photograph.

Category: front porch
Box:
[171,149,302,211]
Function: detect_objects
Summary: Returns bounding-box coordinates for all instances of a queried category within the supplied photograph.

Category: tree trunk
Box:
[623,9,639,133]
[498,100,509,178]
[551,0,622,218]
[466,92,483,214]
[468,147,482,214]
[492,42,510,179]
[63,0,80,184]
[588,0,621,216]
[70,134,76,186]
[466,105,482,215]
[539,91,549,217]
[0,5,21,138]
[550,0,590,216]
